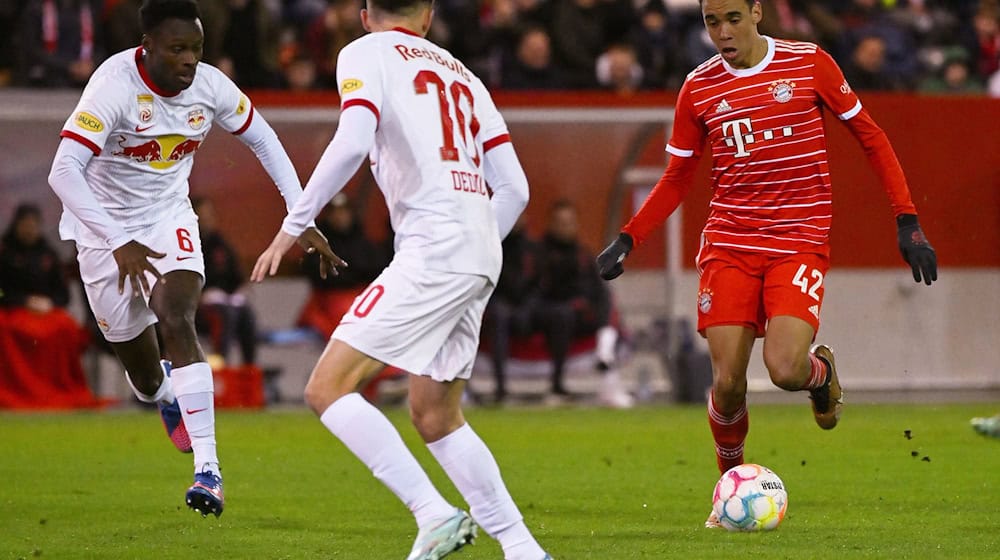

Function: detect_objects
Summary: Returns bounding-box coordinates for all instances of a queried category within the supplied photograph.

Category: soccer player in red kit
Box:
[597,0,937,528]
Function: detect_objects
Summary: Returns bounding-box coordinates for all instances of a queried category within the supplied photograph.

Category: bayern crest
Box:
[769,79,796,103]
[697,289,713,314]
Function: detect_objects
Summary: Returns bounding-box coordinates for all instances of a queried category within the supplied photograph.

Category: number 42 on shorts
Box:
[791,263,823,301]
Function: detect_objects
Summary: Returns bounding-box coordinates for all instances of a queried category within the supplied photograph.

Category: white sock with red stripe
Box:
[170,362,219,474]
[802,353,829,390]
[320,393,455,529]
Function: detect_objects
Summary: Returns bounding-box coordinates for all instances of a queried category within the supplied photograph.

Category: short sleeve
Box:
[60,74,126,155]
[665,78,706,158]
[209,66,254,134]
[813,48,862,121]
[336,40,384,122]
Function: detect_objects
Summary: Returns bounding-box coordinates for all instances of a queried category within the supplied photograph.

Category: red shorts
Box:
[695,244,829,337]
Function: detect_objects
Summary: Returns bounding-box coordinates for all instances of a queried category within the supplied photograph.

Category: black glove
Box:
[896,214,937,285]
[597,233,633,280]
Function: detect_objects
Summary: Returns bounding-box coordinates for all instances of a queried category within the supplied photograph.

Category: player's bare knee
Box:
[302,381,329,415]
[409,404,455,442]
[303,378,343,415]
[712,369,744,395]
[764,356,806,391]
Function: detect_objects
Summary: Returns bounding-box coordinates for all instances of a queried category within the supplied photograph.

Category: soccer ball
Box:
[712,463,788,531]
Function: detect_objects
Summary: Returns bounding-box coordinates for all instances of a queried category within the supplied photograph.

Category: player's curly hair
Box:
[367,0,434,15]
[139,0,200,33]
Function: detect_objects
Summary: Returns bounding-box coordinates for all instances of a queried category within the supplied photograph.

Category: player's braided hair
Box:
[367,0,434,15]
[139,0,200,33]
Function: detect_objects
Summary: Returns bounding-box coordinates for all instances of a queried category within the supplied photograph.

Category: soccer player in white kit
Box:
[252,1,552,559]
[47,0,339,517]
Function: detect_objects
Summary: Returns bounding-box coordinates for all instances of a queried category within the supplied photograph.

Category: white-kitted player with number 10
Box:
[251,1,551,559]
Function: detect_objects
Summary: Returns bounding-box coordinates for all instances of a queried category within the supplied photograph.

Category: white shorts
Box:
[332,262,494,382]
[78,210,204,343]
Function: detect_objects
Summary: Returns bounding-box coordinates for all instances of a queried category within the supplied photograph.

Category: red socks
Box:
[708,392,749,474]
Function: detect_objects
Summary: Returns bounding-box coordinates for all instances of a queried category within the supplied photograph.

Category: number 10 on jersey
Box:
[414,70,481,167]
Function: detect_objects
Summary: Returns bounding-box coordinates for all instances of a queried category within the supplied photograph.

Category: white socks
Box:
[595,325,618,366]
[170,362,219,474]
[427,423,546,560]
[320,393,455,528]
[125,362,175,405]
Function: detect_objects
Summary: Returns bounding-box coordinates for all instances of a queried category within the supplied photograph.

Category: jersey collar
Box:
[721,35,775,78]
[390,26,422,38]
[134,47,181,98]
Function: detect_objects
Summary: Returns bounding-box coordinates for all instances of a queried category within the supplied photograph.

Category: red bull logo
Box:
[112,134,202,169]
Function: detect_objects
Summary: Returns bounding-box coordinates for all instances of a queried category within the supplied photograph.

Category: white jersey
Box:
[336,28,511,282]
[58,47,254,248]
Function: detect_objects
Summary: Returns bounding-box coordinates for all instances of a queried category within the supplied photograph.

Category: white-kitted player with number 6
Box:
[251,1,550,559]
[47,0,338,519]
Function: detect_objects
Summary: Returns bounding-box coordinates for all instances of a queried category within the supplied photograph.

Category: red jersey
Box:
[642,36,915,256]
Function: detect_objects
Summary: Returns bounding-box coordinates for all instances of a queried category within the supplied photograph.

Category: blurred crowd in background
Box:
[0,0,999,96]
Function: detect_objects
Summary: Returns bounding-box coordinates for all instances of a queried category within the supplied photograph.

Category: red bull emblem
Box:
[188,109,205,130]
[112,134,202,169]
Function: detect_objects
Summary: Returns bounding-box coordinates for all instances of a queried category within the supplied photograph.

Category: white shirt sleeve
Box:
[48,138,131,250]
[208,64,254,134]
[483,142,529,239]
[280,106,377,237]
[233,111,307,213]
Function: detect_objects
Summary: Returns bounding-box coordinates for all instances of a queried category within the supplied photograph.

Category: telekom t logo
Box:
[722,117,753,158]
[721,117,794,158]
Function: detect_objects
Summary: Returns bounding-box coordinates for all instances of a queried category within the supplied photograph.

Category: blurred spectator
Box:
[501,24,567,89]
[302,0,364,89]
[15,0,102,88]
[919,46,984,94]
[549,0,634,88]
[192,198,258,366]
[628,0,684,90]
[684,22,719,71]
[281,51,318,90]
[967,4,1000,81]
[297,193,384,339]
[0,1,26,86]
[282,0,327,28]
[596,43,643,95]
[103,0,141,54]
[481,214,538,403]
[843,34,899,90]
[217,0,283,88]
[835,0,922,89]
[531,200,632,407]
[0,204,95,409]
[756,0,841,51]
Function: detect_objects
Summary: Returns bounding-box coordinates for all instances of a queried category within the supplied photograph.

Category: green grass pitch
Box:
[2,403,998,559]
